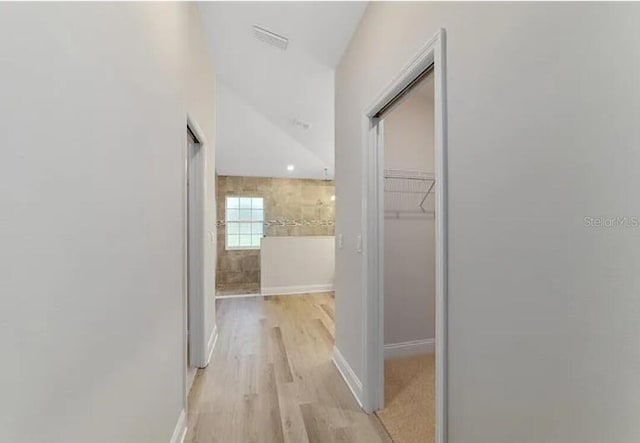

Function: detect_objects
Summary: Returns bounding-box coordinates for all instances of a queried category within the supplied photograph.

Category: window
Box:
[225,196,264,250]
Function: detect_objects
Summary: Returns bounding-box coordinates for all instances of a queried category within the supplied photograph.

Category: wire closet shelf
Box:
[384,169,436,217]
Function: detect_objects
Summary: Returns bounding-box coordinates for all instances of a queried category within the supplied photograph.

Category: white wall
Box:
[261,236,335,295]
[383,83,436,346]
[0,3,216,442]
[335,3,640,442]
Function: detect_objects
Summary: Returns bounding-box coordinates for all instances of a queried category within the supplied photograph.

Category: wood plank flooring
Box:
[186,293,391,443]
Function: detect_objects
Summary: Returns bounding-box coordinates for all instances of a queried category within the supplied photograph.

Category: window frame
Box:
[224,195,264,251]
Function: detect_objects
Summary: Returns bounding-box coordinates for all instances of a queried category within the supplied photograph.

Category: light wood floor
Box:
[186,293,391,443]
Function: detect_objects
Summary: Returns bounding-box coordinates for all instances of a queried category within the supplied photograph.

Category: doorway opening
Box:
[377,68,436,443]
[184,119,208,406]
[214,175,336,299]
[362,29,447,443]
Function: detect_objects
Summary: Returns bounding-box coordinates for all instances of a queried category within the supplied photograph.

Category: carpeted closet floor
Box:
[376,353,435,443]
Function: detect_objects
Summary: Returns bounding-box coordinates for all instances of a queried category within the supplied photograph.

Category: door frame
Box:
[183,114,208,411]
[361,29,447,442]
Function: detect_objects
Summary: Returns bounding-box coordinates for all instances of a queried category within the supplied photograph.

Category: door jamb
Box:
[183,114,208,412]
[361,29,447,443]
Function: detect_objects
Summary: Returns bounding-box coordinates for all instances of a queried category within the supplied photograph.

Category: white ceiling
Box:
[199,2,367,179]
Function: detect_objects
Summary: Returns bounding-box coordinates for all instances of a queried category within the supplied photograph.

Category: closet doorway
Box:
[183,118,209,408]
[375,71,436,443]
[361,30,447,443]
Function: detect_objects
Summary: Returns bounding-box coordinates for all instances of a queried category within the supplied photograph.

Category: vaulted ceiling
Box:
[199,2,367,179]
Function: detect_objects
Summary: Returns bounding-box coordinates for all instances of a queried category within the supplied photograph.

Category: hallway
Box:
[186,293,391,443]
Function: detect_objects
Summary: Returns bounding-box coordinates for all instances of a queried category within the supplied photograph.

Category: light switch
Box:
[356,234,362,253]
[337,233,344,249]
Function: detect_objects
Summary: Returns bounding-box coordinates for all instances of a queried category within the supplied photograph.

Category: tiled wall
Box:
[216,175,335,292]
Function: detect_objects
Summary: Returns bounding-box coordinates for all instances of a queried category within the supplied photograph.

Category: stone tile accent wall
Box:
[216,175,335,291]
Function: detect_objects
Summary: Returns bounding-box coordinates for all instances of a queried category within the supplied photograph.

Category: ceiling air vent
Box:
[253,25,289,51]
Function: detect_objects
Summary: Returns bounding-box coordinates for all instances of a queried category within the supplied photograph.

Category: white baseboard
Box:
[384,338,435,359]
[332,346,363,408]
[169,409,187,443]
[261,283,334,296]
[205,326,218,367]
[216,292,262,299]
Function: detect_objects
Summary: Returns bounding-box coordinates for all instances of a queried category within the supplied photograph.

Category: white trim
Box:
[182,123,189,413]
[361,29,448,443]
[225,245,261,251]
[205,326,219,366]
[360,118,385,413]
[216,292,262,299]
[433,30,449,443]
[183,115,210,414]
[187,114,208,146]
[261,283,334,296]
[332,346,364,408]
[384,338,436,359]
[187,115,209,370]
[169,409,187,443]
